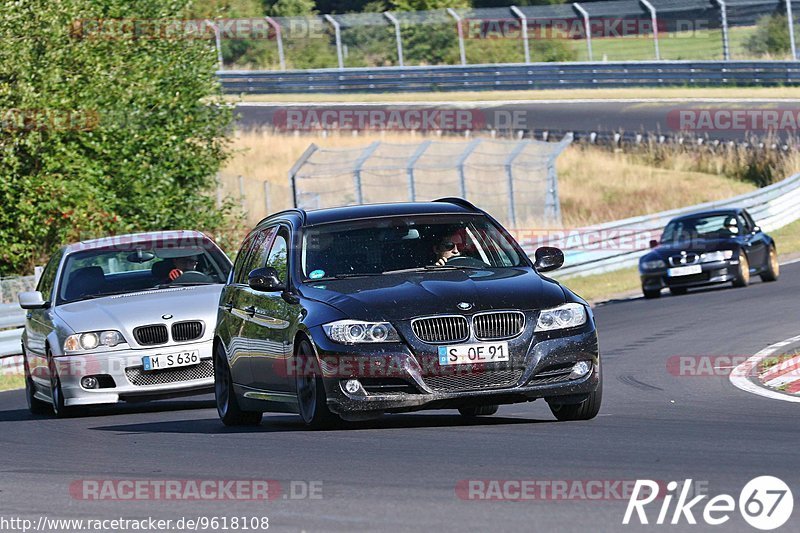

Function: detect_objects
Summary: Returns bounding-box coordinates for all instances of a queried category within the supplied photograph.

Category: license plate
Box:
[667,265,702,277]
[438,342,509,366]
[142,350,200,371]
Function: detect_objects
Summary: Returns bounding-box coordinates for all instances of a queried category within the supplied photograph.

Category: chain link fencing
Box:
[287,136,572,229]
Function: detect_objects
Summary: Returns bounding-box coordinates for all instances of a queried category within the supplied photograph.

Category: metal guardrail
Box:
[534,172,800,279]
[0,303,24,359]
[218,61,800,94]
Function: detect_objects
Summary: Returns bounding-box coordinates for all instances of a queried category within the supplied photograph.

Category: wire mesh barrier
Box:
[216,0,800,71]
[0,276,36,305]
[288,136,572,228]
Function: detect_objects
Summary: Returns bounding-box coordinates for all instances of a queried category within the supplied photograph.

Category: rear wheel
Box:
[24,354,49,415]
[458,405,499,417]
[760,246,779,282]
[732,251,750,288]
[669,287,687,296]
[214,344,262,427]
[296,340,340,429]
[642,287,661,299]
[548,373,602,422]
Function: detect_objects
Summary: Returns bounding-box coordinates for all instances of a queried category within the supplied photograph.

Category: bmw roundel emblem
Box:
[162,314,173,320]
[457,302,473,311]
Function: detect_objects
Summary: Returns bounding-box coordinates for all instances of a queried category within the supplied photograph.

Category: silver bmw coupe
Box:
[18,230,231,417]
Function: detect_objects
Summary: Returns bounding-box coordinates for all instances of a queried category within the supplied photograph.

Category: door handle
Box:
[244,305,256,317]
[222,301,233,311]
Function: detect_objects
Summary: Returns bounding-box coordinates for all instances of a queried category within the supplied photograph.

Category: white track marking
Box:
[729,334,800,403]
[236,99,800,107]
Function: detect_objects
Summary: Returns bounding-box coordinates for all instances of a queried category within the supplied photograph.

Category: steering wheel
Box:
[445,255,488,268]
[170,270,214,284]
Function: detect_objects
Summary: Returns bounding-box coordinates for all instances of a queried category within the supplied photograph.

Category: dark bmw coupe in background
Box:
[213,199,601,428]
[639,208,778,299]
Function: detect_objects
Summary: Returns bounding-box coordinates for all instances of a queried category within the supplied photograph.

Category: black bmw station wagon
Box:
[213,199,601,428]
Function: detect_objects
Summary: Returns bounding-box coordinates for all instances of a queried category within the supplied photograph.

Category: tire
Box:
[669,287,687,296]
[458,405,499,417]
[732,251,750,288]
[295,340,340,430]
[214,344,262,427]
[760,246,779,282]
[642,288,661,299]
[24,354,49,415]
[548,372,602,422]
[48,354,76,418]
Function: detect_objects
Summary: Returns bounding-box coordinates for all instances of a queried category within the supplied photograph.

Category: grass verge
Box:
[228,87,800,104]
[0,372,24,392]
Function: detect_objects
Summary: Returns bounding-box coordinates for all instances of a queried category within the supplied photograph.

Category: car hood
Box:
[54,285,223,345]
[647,238,739,258]
[299,268,566,321]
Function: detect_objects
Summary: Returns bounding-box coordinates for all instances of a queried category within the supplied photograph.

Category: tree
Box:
[0,0,236,275]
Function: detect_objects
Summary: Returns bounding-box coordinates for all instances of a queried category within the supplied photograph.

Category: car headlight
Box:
[700,250,734,262]
[640,259,666,271]
[64,330,126,352]
[322,320,400,344]
[535,303,588,332]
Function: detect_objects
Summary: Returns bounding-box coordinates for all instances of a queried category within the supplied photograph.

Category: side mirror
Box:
[752,226,761,234]
[19,291,48,309]
[248,267,284,292]
[533,247,564,273]
[649,239,659,249]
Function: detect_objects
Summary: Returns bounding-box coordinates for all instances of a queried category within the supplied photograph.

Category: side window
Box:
[266,229,289,282]
[37,251,62,302]
[742,212,757,232]
[737,214,752,233]
[231,233,257,285]
[240,226,278,281]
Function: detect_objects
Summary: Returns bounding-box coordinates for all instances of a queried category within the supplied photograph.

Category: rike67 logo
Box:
[624,477,793,530]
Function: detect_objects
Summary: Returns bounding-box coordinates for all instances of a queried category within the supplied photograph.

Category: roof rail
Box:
[256,208,306,227]
[433,197,480,212]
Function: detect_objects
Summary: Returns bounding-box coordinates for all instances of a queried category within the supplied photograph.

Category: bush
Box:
[745,13,794,57]
[0,0,236,275]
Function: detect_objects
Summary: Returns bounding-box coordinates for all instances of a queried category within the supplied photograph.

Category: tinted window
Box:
[266,230,289,282]
[37,251,62,302]
[662,214,741,242]
[240,227,277,281]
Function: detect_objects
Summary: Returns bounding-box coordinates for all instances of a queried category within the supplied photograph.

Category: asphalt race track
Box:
[235,101,800,143]
[1,264,799,532]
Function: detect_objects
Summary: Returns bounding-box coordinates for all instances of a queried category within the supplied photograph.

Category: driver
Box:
[723,216,740,235]
[168,255,199,281]
[433,234,463,266]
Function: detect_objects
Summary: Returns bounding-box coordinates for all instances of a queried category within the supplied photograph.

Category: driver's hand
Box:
[435,257,447,266]
[168,268,183,281]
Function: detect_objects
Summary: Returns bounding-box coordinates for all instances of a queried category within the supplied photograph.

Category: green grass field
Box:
[0,373,24,392]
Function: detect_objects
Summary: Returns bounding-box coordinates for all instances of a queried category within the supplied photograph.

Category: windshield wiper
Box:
[155,282,214,288]
[382,265,483,275]
[306,273,383,282]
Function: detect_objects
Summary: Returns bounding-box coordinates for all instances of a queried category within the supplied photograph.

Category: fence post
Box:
[264,181,271,214]
[446,8,467,66]
[510,6,530,64]
[787,0,798,60]
[406,140,432,201]
[238,175,246,213]
[384,12,405,67]
[573,4,593,62]
[546,133,573,226]
[265,17,286,71]
[455,139,481,199]
[715,0,731,61]
[353,142,381,204]
[504,140,529,228]
[639,0,660,60]
[324,15,345,69]
[288,144,319,208]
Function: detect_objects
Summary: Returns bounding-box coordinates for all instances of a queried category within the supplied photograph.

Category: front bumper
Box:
[640,259,736,291]
[52,340,214,406]
[310,326,600,417]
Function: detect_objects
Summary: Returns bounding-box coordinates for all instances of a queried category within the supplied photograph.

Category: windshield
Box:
[300,215,525,280]
[661,213,742,243]
[57,238,231,304]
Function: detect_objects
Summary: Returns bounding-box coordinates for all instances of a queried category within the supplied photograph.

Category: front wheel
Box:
[732,251,750,288]
[760,246,779,282]
[548,373,602,422]
[24,355,49,415]
[48,354,77,418]
[296,340,340,430]
[643,287,661,299]
[214,344,262,427]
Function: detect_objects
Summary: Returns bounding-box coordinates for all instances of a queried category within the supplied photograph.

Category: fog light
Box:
[344,379,361,394]
[568,361,591,380]
[81,376,99,389]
